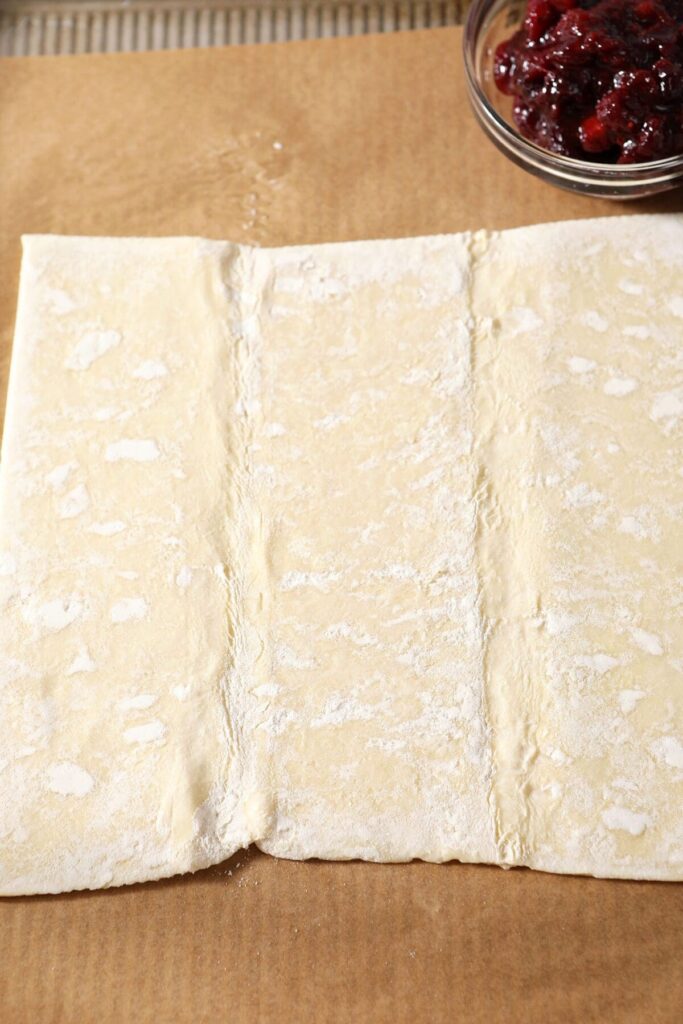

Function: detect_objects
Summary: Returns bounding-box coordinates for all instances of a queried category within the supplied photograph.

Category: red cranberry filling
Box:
[494,0,683,163]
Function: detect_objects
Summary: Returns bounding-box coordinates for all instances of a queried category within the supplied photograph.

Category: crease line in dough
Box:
[469,228,535,868]
[220,244,277,848]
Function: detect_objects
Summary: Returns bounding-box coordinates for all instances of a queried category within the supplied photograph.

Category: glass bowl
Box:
[463,0,683,200]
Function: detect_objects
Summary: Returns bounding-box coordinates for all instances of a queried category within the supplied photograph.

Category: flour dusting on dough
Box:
[110,597,148,623]
[0,221,681,895]
[65,329,121,371]
[46,762,94,797]
[123,720,167,744]
[105,439,160,462]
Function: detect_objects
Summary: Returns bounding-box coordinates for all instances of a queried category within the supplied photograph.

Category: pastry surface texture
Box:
[0,217,681,894]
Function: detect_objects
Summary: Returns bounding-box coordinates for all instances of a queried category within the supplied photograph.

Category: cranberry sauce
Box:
[494,1,683,163]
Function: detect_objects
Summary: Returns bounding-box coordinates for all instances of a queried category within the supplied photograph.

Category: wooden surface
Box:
[0,27,681,1024]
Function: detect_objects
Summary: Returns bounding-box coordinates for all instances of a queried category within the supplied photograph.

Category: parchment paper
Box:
[0,26,681,1024]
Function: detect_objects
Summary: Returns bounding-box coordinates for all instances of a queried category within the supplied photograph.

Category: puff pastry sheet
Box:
[1,216,681,894]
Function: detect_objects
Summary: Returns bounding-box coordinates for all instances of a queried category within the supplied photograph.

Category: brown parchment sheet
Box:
[0,26,681,1024]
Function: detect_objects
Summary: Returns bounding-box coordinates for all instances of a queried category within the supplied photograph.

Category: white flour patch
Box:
[369,563,420,582]
[46,288,77,315]
[630,627,663,656]
[567,356,596,375]
[618,516,647,539]
[623,325,650,340]
[45,461,78,490]
[0,552,17,576]
[94,407,118,422]
[313,413,351,431]
[66,648,96,675]
[650,391,683,424]
[611,777,638,793]
[544,610,577,636]
[263,422,286,437]
[58,484,91,520]
[123,720,166,744]
[132,360,168,380]
[175,566,193,589]
[324,622,378,647]
[65,329,121,371]
[649,736,683,770]
[618,690,646,715]
[565,483,604,508]
[110,597,148,624]
[88,520,126,536]
[46,762,94,797]
[312,695,376,727]
[24,597,83,633]
[575,653,620,674]
[506,306,543,336]
[367,736,407,753]
[602,806,650,836]
[105,439,160,462]
[275,643,316,670]
[618,279,643,296]
[118,694,158,711]
[580,311,608,333]
[252,682,279,698]
[667,296,683,318]
[280,570,341,592]
[604,377,637,397]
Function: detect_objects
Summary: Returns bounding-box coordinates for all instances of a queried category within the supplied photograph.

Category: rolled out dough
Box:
[0,216,681,894]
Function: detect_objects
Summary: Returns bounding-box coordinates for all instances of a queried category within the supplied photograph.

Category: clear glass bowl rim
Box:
[463,0,683,188]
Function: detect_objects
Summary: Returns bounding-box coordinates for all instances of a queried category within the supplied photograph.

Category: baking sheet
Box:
[0,25,681,1024]
[0,1,468,56]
